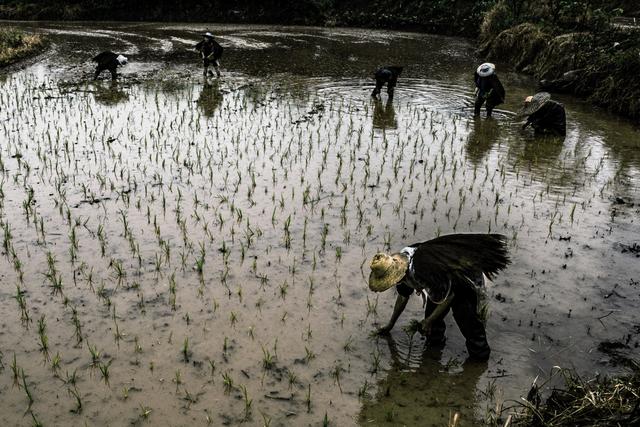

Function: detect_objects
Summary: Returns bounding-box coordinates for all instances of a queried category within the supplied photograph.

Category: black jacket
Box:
[474,72,505,106]
[527,100,566,136]
[92,51,120,68]
[195,39,223,60]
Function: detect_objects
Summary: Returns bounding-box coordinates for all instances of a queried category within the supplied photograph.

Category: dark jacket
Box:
[527,100,566,136]
[375,66,403,86]
[393,234,510,303]
[92,51,120,69]
[474,72,505,106]
[195,39,223,60]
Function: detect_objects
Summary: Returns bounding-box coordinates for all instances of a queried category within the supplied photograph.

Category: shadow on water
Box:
[197,79,223,117]
[359,334,488,426]
[372,97,397,130]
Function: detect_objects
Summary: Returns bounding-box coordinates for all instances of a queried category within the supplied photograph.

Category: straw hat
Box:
[368,252,409,292]
[520,92,551,116]
[476,63,495,77]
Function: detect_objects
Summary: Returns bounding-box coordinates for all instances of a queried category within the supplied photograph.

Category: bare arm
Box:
[421,292,455,335]
[376,294,409,335]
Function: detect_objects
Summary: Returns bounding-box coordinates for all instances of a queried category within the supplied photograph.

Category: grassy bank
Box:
[506,360,640,426]
[0,28,46,67]
[0,0,493,36]
[479,0,640,123]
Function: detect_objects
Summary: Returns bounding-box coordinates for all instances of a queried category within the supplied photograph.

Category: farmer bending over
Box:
[372,66,403,99]
[474,63,505,118]
[195,32,224,78]
[369,233,510,361]
[520,92,566,137]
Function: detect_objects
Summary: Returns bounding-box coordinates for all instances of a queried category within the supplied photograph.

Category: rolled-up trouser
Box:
[424,279,491,360]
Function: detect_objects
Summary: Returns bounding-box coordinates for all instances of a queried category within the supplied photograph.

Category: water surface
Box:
[1,21,639,426]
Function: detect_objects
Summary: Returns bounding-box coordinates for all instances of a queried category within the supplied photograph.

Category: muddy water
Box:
[1,22,639,426]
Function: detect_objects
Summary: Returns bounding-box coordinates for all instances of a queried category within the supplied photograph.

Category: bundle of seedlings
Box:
[510,360,640,426]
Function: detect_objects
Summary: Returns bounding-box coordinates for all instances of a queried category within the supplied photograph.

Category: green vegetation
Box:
[509,361,640,426]
[0,27,45,67]
[481,0,640,122]
[0,0,494,36]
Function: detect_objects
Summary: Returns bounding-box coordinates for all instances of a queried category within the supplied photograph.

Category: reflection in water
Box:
[93,81,129,105]
[466,117,500,166]
[520,135,564,168]
[197,80,223,117]
[359,334,488,426]
[372,98,397,130]
[3,21,640,427]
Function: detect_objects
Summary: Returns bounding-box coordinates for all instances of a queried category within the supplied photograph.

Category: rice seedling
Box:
[0,27,636,427]
[138,404,152,420]
[240,384,252,420]
[98,360,112,385]
[21,369,34,411]
[68,385,83,414]
[182,337,190,362]
[305,384,312,413]
[222,371,234,393]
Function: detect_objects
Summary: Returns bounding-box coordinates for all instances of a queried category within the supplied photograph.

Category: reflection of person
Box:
[371,66,403,98]
[92,51,128,80]
[93,81,129,106]
[369,234,510,361]
[195,32,223,78]
[372,98,397,129]
[474,63,505,118]
[196,81,223,117]
[520,92,566,137]
[359,334,489,425]
[466,117,500,165]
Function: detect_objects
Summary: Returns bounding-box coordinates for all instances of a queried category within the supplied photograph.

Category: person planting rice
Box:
[195,32,223,78]
[369,233,510,361]
[92,51,127,80]
[520,92,567,137]
[473,62,505,118]
[371,66,403,99]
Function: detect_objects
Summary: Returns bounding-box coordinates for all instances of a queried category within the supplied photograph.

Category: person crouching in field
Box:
[195,32,223,78]
[92,51,127,80]
[520,92,567,137]
[372,66,403,99]
[369,233,510,361]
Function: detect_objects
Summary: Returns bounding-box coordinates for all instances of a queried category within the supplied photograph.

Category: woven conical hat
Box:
[368,252,408,292]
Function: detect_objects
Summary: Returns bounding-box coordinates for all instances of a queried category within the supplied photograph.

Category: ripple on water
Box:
[311,77,512,116]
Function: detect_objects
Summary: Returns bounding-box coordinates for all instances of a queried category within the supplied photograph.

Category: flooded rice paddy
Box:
[1,22,640,426]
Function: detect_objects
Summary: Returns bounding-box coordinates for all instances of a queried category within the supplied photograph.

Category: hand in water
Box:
[375,325,392,336]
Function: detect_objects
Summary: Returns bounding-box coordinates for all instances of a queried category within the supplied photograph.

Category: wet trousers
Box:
[203,57,221,77]
[474,96,497,117]
[95,65,117,80]
[425,283,491,360]
[372,78,397,97]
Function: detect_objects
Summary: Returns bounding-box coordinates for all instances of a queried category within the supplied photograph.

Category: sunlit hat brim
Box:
[368,253,408,292]
[519,92,551,116]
